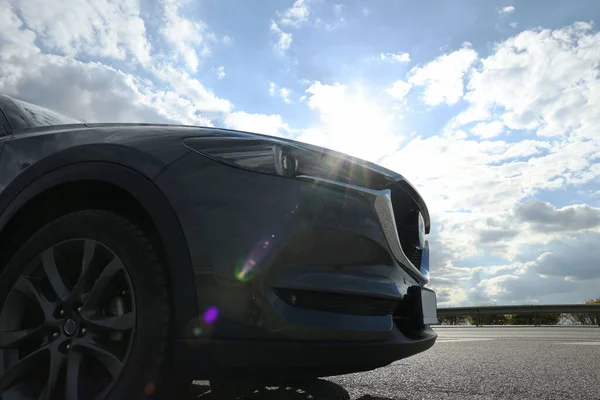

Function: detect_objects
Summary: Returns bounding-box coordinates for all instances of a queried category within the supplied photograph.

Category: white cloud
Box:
[315,16,346,32]
[2,0,599,308]
[277,0,345,32]
[295,81,405,162]
[509,22,519,28]
[0,1,39,66]
[499,6,516,15]
[468,233,600,304]
[431,283,468,306]
[0,0,230,126]
[161,0,211,72]
[382,22,600,305]
[279,0,310,27]
[408,45,478,105]
[380,52,411,63]
[222,35,232,44]
[0,54,214,126]
[151,65,232,113]
[515,200,600,232]
[382,134,598,264]
[386,80,412,101]
[7,0,152,65]
[459,22,600,139]
[470,120,505,138]
[478,228,519,243]
[531,233,600,281]
[224,111,292,137]
[215,65,225,80]
[0,4,288,142]
[279,87,292,103]
[270,21,292,55]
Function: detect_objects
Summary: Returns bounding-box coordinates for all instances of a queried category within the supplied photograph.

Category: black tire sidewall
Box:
[0,211,170,400]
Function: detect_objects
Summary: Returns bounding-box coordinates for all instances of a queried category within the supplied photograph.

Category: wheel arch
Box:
[0,161,198,337]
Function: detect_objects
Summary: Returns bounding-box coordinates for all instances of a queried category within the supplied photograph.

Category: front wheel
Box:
[0,210,178,400]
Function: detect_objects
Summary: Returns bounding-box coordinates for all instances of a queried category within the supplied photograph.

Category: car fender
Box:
[0,160,197,337]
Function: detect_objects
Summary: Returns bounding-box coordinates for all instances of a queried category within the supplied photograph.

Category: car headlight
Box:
[183,136,389,189]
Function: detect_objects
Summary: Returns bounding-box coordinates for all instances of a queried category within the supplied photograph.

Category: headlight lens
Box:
[190,139,299,177]
[183,136,389,188]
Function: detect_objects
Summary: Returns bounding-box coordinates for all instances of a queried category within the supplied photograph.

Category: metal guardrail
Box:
[437,304,600,326]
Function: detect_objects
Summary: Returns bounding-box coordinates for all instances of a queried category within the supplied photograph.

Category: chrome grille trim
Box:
[297,175,428,284]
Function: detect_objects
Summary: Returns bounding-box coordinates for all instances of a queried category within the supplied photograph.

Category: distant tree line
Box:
[564,297,600,325]
[438,314,562,325]
[437,297,599,326]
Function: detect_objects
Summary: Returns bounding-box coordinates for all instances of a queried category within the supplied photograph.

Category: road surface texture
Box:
[187,326,600,400]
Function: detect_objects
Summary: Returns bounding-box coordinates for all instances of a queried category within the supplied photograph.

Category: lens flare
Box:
[235,235,276,282]
[203,306,219,324]
[235,258,256,282]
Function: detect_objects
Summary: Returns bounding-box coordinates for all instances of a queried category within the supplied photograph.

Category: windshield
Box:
[12,98,80,127]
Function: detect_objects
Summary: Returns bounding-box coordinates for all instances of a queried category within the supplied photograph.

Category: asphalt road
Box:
[188,326,600,400]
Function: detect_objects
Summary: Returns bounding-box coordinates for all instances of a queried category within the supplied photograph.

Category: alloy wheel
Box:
[0,239,136,400]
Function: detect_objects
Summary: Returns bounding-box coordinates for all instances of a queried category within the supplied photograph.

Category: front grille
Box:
[275,289,398,316]
[389,185,423,270]
[401,241,422,269]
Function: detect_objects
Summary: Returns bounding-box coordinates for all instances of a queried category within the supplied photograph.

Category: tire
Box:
[0,210,185,400]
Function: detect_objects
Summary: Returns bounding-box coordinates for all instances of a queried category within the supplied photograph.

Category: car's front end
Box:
[154,129,437,380]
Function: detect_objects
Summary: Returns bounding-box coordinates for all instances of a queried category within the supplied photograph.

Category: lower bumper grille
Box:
[402,243,422,269]
[275,289,398,316]
[296,175,428,284]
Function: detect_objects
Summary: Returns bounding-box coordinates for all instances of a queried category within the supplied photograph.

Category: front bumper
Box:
[174,326,436,380]
[155,149,436,369]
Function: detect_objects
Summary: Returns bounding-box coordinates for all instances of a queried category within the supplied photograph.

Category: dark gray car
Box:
[0,95,437,400]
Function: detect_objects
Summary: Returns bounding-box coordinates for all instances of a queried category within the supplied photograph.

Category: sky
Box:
[1,0,599,306]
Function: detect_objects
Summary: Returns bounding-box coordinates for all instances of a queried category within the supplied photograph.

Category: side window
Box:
[12,99,79,127]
